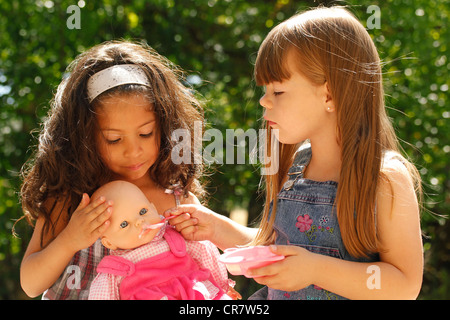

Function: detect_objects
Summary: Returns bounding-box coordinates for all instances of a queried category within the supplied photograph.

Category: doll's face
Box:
[93,180,161,250]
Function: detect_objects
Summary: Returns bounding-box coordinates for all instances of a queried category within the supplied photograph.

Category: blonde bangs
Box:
[254,27,294,86]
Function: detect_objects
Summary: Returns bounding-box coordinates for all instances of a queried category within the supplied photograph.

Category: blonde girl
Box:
[20,40,204,299]
[168,6,423,299]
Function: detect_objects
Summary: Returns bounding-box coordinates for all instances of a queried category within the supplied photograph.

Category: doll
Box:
[88,180,233,300]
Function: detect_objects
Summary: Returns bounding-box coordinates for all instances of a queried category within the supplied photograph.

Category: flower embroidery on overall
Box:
[296,214,313,232]
[296,214,334,244]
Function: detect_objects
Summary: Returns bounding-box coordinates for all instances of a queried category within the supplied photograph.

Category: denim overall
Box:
[250,143,378,300]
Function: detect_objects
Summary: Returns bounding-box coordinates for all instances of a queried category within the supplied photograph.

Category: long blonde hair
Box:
[252,7,421,258]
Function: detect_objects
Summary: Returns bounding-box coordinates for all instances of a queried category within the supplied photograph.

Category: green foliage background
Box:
[0,0,448,299]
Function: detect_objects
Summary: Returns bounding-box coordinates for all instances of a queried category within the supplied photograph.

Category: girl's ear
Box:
[101,236,116,250]
[323,82,334,112]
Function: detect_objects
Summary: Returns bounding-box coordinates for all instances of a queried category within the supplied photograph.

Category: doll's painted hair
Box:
[20,40,204,246]
[252,7,422,258]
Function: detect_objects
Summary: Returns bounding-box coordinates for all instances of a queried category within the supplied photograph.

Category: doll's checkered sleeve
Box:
[186,240,235,292]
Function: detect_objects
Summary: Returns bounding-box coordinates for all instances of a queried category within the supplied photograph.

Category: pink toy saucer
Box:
[219,246,285,278]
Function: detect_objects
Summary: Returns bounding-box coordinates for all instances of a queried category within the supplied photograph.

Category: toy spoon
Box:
[145,215,177,230]
[138,215,177,239]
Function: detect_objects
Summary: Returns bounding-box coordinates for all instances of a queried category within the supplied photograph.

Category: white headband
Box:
[86,64,151,103]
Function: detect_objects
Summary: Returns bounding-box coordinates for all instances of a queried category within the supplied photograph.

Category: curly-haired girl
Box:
[20,40,205,299]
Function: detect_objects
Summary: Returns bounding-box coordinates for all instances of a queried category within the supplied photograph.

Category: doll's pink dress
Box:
[88,226,232,300]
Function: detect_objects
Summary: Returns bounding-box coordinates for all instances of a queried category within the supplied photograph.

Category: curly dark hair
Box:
[19,40,205,246]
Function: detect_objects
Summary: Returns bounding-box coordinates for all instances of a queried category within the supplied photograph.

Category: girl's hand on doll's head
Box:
[60,193,112,253]
[164,204,216,242]
[247,245,316,292]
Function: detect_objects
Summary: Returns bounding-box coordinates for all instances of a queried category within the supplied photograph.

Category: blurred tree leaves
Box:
[0,0,448,299]
[362,0,449,298]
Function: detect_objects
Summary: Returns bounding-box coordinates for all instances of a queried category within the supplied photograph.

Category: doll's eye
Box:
[139,208,148,216]
[120,221,129,228]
